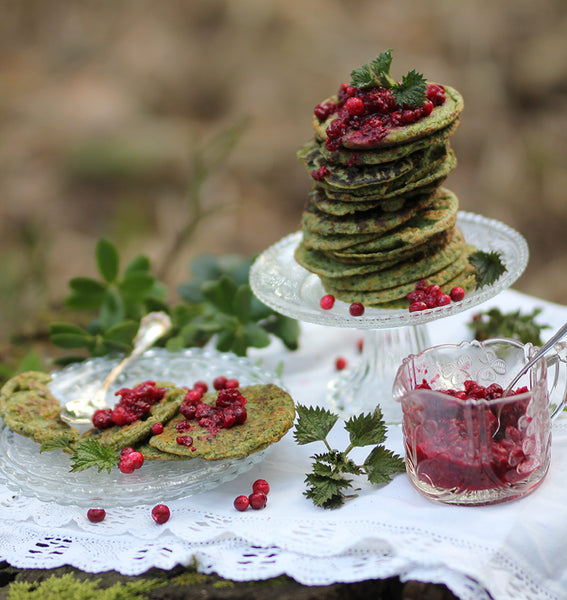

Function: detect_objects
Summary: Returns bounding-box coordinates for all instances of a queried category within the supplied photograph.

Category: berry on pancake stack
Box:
[294,50,477,308]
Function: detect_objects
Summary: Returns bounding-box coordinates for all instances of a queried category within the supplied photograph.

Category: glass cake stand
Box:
[249,212,529,423]
[0,348,285,507]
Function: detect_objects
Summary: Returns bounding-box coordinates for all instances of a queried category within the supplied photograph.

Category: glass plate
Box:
[0,348,285,507]
[249,212,529,329]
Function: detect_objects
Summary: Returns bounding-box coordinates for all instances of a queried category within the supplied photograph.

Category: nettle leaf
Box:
[391,70,427,107]
[70,439,119,473]
[304,471,352,508]
[363,446,405,484]
[294,404,339,445]
[350,63,377,90]
[369,49,393,83]
[201,275,238,314]
[469,250,507,289]
[96,238,120,283]
[345,408,386,447]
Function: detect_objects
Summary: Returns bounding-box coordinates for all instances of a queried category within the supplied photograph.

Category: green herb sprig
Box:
[349,49,427,108]
[468,307,550,346]
[69,439,120,474]
[294,404,405,509]
[469,249,508,289]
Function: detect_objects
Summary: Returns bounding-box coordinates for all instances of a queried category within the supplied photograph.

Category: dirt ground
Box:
[1,0,567,345]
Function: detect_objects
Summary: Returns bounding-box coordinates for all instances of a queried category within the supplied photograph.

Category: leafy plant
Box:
[294,404,405,509]
[468,307,550,345]
[350,49,427,108]
[49,238,167,364]
[50,244,299,362]
[469,250,507,289]
[69,439,120,474]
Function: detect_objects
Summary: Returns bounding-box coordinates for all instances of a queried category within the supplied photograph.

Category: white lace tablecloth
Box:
[1,289,567,600]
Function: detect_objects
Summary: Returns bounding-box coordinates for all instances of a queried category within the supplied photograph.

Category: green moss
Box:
[7,572,161,600]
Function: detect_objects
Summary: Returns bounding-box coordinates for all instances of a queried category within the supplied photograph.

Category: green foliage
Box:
[69,439,120,474]
[469,250,507,289]
[350,49,427,107]
[7,572,160,600]
[294,405,405,509]
[50,247,299,362]
[468,307,550,345]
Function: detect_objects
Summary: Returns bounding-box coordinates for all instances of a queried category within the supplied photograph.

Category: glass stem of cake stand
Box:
[326,324,431,424]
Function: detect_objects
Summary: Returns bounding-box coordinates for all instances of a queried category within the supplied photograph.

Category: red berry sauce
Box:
[92,381,166,429]
[315,83,446,152]
[404,380,534,493]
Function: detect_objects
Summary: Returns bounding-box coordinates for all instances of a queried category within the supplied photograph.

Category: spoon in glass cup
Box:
[59,311,172,427]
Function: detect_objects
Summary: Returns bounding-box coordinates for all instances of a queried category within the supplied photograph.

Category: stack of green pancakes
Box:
[294,60,477,308]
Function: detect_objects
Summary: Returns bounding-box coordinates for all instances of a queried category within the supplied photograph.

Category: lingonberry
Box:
[357,338,364,353]
[320,294,335,310]
[176,435,194,447]
[450,286,466,302]
[233,406,247,425]
[349,302,365,317]
[335,357,347,370]
[234,495,250,512]
[409,301,428,312]
[252,479,270,495]
[119,458,136,474]
[313,101,335,122]
[213,376,228,390]
[92,409,113,430]
[406,289,426,303]
[184,389,203,404]
[120,446,135,458]
[248,492,267,510]
[225,378,240,389]
[127,451,144,470]
[345,96,364,116]
[425,284,441,296]
[87,508,106,523]
[151,422,164,435]
[151,504,170,524]
[193,381,208,394]
[415,279,429,290]
[436,293,452,307]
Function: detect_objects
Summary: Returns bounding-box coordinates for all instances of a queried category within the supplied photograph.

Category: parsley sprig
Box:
[349,49,427,108]
[294,404,405,509]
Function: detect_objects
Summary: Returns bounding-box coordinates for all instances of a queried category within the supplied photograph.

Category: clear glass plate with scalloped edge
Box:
[0,348,286,507]
[249,212,529,329]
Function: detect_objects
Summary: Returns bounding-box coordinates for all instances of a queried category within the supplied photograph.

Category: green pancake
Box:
[333,188,458,256]
[311,183,440,216]
[0,371,79,447]
[323,248,475,306]
[318,149,456,201]
[315,120,461,166]
[321,228,466,291]
[80,382,186,450]
[148,384,295,460]
[302,186,437,236]
[313,83,463,150]
[324,228,453,266]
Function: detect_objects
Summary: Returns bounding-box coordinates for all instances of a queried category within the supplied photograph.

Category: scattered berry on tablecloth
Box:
[335,357,347,371]
[234,479,270,511]
[234,495,250,512]
[87,508,106,523]
[151,504,170,524]
[248,492,268,510]
[252,479,270,496]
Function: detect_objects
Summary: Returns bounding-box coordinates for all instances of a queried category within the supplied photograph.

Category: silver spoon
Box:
[502,322,567,396]
[60,311,172,426]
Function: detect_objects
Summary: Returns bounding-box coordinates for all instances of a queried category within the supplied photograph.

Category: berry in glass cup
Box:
[403,379,536,495]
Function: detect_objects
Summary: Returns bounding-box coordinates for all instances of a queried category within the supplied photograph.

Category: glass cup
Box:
[393,338,567,505]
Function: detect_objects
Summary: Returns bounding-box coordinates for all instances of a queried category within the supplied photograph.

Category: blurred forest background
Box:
[1,0,567,352]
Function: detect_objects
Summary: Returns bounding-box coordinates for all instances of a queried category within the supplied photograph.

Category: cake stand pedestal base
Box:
[326,324,431,423]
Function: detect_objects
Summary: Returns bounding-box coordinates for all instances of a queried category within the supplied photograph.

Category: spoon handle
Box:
[89,312,172,410]
[504,322,567,395]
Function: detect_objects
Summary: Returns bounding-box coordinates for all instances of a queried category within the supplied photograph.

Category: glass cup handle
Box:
[545,341,567,420]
